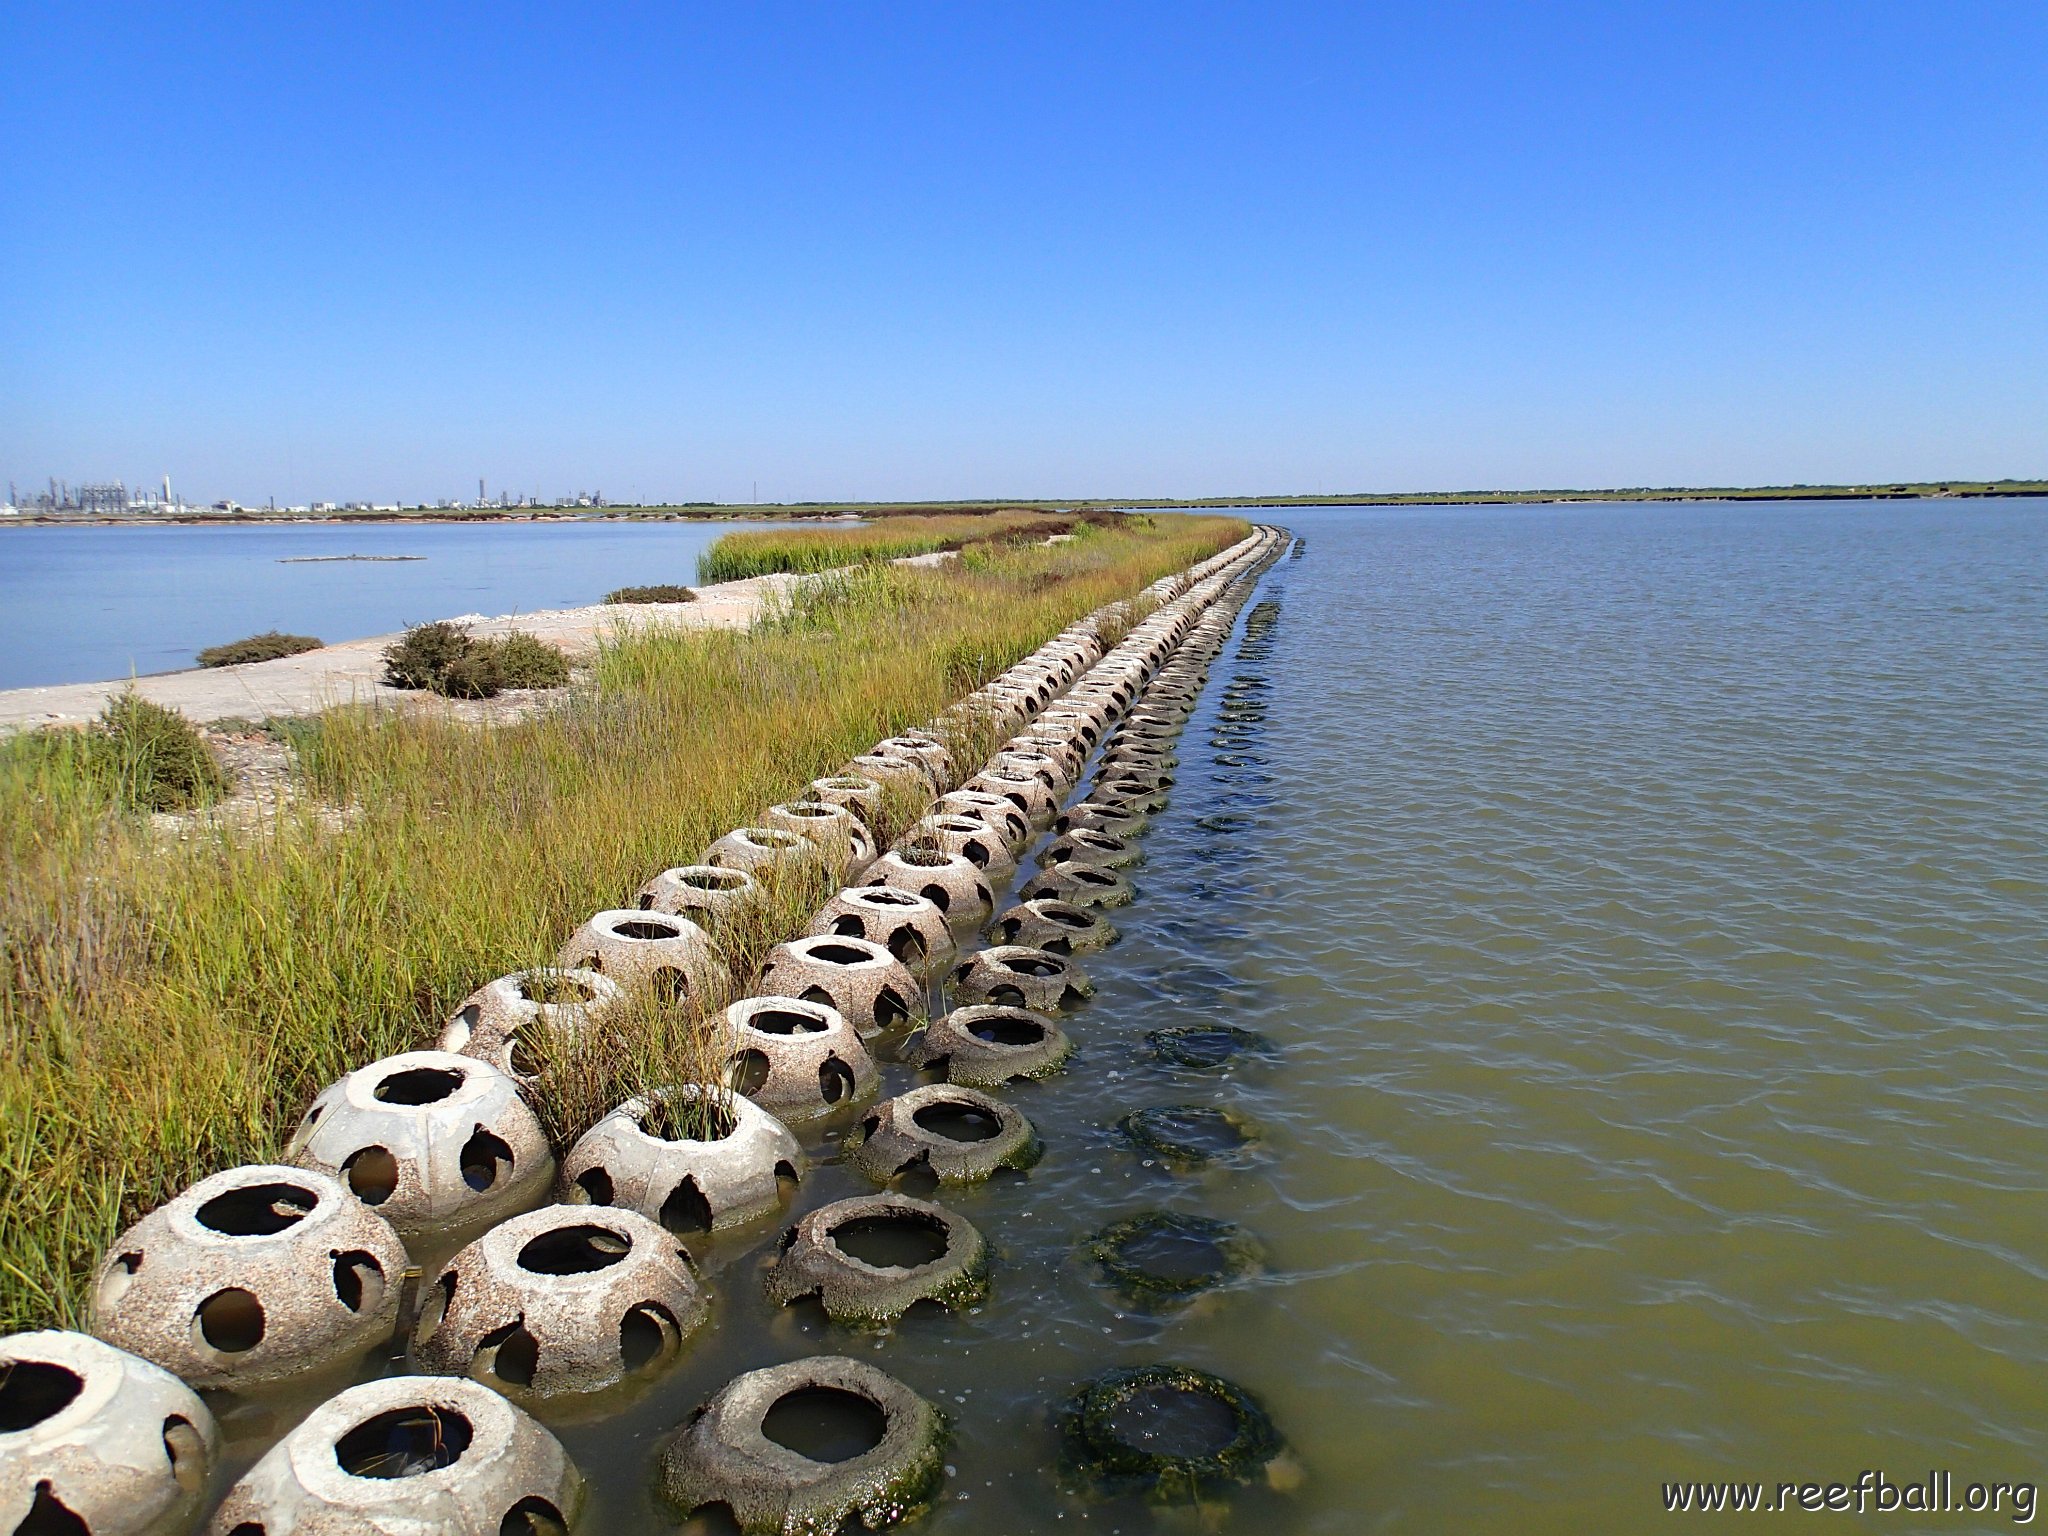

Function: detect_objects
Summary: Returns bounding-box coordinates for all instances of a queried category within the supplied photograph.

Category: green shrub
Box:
[605,584,696,604]
[95,691,228,812]
[195,631,323,668]
[479,631,571,689]
[381,622,475,691]
[382,623,570,697]
[435,652,503,699]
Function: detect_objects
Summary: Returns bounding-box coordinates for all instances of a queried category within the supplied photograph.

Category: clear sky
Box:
[4,2,2044,505]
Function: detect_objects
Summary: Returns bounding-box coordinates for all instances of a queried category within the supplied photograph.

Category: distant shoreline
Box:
[1,483,2043,527]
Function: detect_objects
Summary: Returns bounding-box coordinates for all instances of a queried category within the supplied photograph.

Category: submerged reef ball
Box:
[0,1329,220,1536]
[1118,1104,1262,1170]
[947,945,1093,1013]
[1037,826,1143,871]
[764,1194,991,1327]
[206,1374,584,1535]
[89,1164,409,1390]
[1019,861,1136,910]
[1085,1212,1262,1308]
[1058,1364,1285,1501]
[660,1355,948,1536]
[907,1005,1074,1089]
[1145,1025,1278,1072]
[843,1085,1042,1186]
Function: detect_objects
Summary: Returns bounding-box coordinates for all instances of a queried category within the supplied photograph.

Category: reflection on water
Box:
[211,501,2048,1531]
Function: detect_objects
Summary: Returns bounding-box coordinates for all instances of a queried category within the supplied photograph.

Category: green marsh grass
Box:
[697,510,1076,582]
[0,514,1245,1330]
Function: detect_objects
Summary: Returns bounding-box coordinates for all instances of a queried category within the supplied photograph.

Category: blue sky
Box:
[4,2,2044,504]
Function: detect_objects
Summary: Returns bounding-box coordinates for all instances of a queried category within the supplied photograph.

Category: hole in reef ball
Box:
[912,1100,1002,1143]
[516,1224,632,1275]
[334,1404,475,1478]
[0,1361,84,1431]
[373,1066,465,1105]
[195,1181,318,1236]
[760,1386,888,1464]
[827,1212,950,1269]
[196,1288,267,1353]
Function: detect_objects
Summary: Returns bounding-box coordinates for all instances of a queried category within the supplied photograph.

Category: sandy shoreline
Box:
[0,571,807,732]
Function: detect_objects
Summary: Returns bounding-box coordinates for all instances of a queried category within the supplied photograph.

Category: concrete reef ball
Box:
[1118,1104,1262,1171]
[961,767,1060,829]
[807,886,957,980]
[1085,1212,1262,1308]
[206,1374,584,1535]
[947,945,1093,1013]
[908,1005,1074,1088]
[806,773,884,822]
[863,848,996,930]
[0,1330,220,1536]
[1057,1364,1284,1501]
[636,863,763,929]
[704,826,816,881]
[1004,733,1088,783]
[765,1194,990,1327]
[989,897,1119,956]
[1088,774,1172,816]
[660,1355,947,1536]
[413,1203,708,1396]
[765,800,877,876]
[870,734,954,790]
[898,813,1017,885]
[934,789,1030,852]
[1054,800,1150,840]
[843,753,930,798]
[287,1051,554,1240]
[722,995,880,1120]
[555,908,716,1001]
[1098,738,1178,772]
[1146,1025,1278,1072]
[1038,827,1143,871]
[843,1085,1041,1186]
[756,935,925,1036]
[439,968,622,1083]
[1019,861,1136,910]
[91,1164,408,1391]
[988,746,1071,792]
[562,1086,803,1234]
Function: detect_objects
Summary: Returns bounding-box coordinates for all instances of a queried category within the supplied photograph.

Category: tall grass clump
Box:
[0,514,1245,1330]
[697,510,1076,582]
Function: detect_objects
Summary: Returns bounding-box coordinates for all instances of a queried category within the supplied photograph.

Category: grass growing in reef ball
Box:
[0,513,1245,1330]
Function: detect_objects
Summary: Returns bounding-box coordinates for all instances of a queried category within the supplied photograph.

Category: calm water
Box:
[0,520,776,689]
[210,501,2048,1531]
